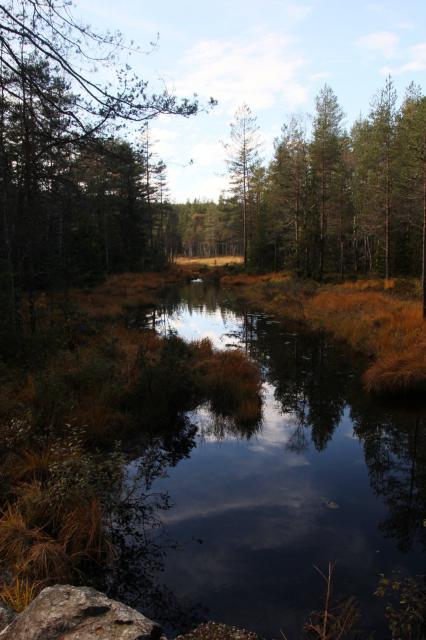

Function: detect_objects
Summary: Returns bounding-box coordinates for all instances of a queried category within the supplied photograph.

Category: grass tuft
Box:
[0,577,40,612]
[221,273,426,395]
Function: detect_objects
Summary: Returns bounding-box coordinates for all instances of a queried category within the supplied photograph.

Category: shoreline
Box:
[216,270,425,397]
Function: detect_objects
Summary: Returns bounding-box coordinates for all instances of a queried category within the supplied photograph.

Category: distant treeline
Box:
[176,80,426,284]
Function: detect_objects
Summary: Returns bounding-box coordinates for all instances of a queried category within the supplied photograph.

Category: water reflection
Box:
[106,420,201,631]
[354,412,426,554]
[126,282,425,638]
[192,401,262,442]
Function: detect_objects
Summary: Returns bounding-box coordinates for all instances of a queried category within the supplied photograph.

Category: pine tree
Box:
[224,104,262,266]
[268,116,309,270]
[310,85,345,280]
[397,85,426,317]
[368,76,398,281]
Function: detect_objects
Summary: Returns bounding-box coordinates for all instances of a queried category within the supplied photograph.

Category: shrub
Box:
[375,573,426,640]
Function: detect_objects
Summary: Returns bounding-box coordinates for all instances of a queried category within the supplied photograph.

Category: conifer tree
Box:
[224,104,262,266]
[368,77,398,281]
[310,85,345,279]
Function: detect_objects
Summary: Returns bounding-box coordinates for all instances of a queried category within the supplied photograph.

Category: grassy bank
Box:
[0,267,261,609]
[176,256,244,267]
[220,272,426,396]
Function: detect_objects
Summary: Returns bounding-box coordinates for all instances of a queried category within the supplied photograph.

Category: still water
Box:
[129,282,425,638]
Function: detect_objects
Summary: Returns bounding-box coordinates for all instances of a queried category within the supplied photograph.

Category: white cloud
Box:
[174,31,309,114]
[169,166,228,202]
[187,174,228,200]
[381,42,426,75]
[144,126,180,159]
[189,141,226,167]
[358,31,400,59]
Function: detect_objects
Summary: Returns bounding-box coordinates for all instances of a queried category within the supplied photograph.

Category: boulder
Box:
[0,584,164,640]
[0,602,15,633]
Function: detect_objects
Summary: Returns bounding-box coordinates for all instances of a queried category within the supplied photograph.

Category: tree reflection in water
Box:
[104,419,205,631]
[241,305,426,556]
[353,410,426,553]
[119,283,425,634]
[222,298,426,557]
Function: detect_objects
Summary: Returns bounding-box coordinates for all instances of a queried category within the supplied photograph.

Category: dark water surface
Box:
[129,282,426,638]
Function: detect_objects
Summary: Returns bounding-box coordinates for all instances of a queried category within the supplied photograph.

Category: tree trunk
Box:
[295,189,300,269]
[385,140,391,281]
[422,140,426,319]
[319,159,326,280]
[243,161,247,267]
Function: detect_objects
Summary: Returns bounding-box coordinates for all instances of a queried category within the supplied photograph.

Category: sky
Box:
[75,0,426,202]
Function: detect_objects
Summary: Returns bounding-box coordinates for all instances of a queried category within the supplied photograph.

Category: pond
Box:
[127,282,426,639]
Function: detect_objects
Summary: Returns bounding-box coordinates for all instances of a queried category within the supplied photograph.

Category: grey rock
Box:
[0,584,163,640]
[0,602,15,633]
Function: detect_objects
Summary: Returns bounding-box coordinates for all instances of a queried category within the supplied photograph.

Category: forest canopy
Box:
[0,0,205,343]
[177,81,426,300]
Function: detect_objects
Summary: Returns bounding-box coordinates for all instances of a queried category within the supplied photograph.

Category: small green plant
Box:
[375,573,426,640]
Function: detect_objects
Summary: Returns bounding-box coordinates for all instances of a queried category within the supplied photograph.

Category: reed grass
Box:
[0,266,264,594]
[221,273,426,395]
[0,577,40,612]
[176,256,244,267]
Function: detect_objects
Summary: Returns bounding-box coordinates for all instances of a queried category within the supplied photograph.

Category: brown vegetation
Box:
[71,269,187,318]
[0,577,39,613]
[0,436,116,598]
[221,273,426,395]
[176,256,244,267]
[0,268,262,606]
[306,286,425,395]
[193,339,262,426]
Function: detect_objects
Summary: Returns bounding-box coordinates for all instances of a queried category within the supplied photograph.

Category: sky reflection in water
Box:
[143,283,425,638]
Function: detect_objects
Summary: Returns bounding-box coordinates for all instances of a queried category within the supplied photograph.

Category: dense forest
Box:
[177,82,426,292]
[0,0,207,354]
[0,2,425,638]
[2,0,426,349]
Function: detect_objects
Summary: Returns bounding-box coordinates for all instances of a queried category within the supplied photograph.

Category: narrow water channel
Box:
[127,281,425,639]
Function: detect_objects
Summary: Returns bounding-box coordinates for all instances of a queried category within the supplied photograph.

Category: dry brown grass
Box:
[194,340,262,424]
[175,255,244,267]
[0,266,267,592]
[70,401,125,444]
[221,272,290,287]
[71,269,184,318]
[0,475,114,589]
[59,498,114,560]
[336,278,397,291]
[0,577,40,612]
[22,540,70,582]
[7,448,62,485]
[221,273,426,395]
[0,503,46,564]
[305,289,426,394]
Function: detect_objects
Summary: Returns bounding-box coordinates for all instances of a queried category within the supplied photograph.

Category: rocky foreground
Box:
[0,585,259,640]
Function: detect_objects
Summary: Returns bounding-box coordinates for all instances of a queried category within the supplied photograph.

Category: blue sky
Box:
[76,0,426,202]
